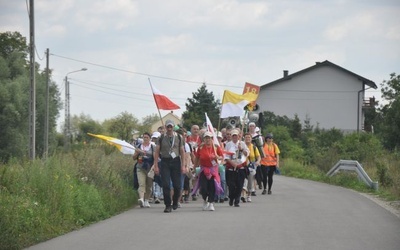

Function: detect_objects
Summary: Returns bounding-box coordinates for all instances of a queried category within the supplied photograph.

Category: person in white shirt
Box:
[224,129,249,207]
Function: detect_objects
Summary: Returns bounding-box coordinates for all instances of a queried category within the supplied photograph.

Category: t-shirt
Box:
[195,144,223,168]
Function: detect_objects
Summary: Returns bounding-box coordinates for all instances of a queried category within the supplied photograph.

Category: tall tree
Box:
[181,83,220,129]
[0,31,61,161]
[105,112,139,141]
[138,114,159,134]
[379,73,400,150]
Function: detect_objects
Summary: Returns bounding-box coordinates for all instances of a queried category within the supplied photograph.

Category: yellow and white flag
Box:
[220,90,258,118]
[87,133,136,155]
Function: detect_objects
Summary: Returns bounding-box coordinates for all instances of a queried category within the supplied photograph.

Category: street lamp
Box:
[64,68,87,149]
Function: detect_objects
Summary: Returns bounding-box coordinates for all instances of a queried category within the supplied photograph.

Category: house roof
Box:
[260,60,377,90]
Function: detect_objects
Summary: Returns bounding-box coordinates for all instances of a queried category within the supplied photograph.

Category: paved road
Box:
[26,176,400,250]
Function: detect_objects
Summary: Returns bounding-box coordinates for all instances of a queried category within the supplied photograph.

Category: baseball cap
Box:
[265,133,273,139]
[151,131,161,138]
[217,131,223,138]
[165,120,174,127]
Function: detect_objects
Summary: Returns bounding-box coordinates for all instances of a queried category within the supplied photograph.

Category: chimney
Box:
[283,70,289,77]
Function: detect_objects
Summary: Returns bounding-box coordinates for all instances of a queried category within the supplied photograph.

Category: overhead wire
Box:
[50,53,243,89]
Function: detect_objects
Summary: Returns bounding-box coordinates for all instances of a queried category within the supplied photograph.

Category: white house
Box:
[258,60,377,132]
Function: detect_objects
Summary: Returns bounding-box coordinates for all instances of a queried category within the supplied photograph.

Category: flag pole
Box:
[148,78,165,128]
[217,90,225,131]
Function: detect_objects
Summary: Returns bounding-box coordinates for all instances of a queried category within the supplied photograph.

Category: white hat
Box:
[248,122,256,127]
[203,131,213,137]
[217,131,223,138]
[151,131,161,138]
[231,129,239,136]
[255,127,260,133]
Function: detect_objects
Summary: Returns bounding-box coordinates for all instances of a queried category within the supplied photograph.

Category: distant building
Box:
[258,60,377,132]
[150,112,181,133]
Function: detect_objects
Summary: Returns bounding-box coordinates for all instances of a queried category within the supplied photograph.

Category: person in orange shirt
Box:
[260,133,280,195]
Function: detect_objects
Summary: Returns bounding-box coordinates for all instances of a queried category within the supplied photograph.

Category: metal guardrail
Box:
[326,160,379,191]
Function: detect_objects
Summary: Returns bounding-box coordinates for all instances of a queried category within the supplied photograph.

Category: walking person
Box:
[132,132,155,208]
[224,129,249,207]
[154,120,186,213]
[243,132,261,202]
[260,133,280,195]
[192,131,224,211]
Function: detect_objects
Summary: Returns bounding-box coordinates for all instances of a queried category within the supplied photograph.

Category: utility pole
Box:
[44,48,50,158]
[64,68,88,150]
[29,0,36,160]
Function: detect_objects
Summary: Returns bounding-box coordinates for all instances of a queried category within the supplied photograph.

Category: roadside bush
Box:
[0,148,136,250]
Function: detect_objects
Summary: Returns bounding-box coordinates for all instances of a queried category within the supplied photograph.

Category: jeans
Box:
[216,170,226,200]
[153,181,163,199]
[160,157,182,207]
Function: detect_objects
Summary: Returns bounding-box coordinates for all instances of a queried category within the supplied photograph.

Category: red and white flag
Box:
[150,82,180,110]
[205,113,220,146]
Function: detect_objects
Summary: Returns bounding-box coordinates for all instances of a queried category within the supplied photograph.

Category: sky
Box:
[1,0,399,129]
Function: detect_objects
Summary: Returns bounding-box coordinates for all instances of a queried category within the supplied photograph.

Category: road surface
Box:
[26,176,400,250]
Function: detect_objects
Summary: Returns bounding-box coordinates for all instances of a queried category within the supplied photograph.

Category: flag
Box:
[205,113,220,146]
[242,82,260,111]
[149,81,180,110]
[220,90,258,118]
[87,133,136,155]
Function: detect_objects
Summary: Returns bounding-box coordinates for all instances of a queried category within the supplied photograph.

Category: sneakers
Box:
[246,196,252,202]
[262,189,267,195]
[208,203,215,211]
[144,200,151,208]
[138,198,144,207]
[251,191,256,196]
[192,195,197,201]
[240,197,246,203]
[154,198,161,204]
[203,201,209,211]
[178,202,182,208]
[268,190,272,195]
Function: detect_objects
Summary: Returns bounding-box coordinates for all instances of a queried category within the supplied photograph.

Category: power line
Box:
[70,78,189,100]
[50,53,243,89]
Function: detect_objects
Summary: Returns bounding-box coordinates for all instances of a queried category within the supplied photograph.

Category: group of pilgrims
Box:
[132,119,280,213]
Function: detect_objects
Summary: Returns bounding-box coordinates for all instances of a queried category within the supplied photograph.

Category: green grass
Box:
[281,158,400,200]
[0,146,137,250]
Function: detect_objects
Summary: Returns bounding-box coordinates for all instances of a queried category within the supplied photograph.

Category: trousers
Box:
[160,157,182,207]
